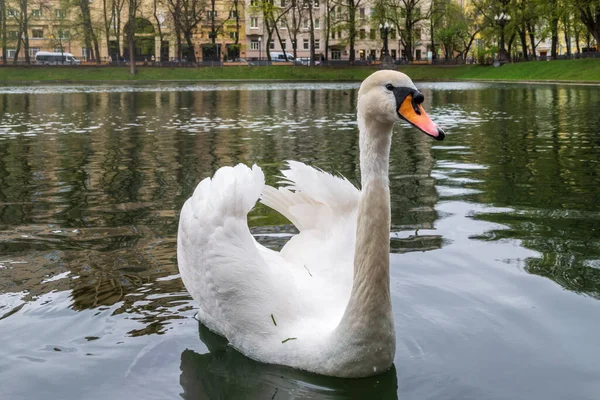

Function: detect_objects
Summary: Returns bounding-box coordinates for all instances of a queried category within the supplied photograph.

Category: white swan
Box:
[177,70,445,378]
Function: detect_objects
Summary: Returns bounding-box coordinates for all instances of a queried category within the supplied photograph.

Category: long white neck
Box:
[330,110,395,376]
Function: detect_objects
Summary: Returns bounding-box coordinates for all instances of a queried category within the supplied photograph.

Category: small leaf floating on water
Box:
[281,337,297,344]
[271,314,277,326]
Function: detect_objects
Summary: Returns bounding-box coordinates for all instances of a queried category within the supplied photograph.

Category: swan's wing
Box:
[260,160,360,231]
[260,161,360,317]
[177,164,298,340]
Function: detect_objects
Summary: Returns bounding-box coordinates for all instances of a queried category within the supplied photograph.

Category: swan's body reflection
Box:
[180,322,398,399]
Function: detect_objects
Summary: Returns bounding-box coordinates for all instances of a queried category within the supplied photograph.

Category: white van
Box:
[35,51,81,65]
[270,52,295,62]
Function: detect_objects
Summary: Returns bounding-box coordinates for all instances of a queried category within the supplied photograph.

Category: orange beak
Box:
[398,94,445,140]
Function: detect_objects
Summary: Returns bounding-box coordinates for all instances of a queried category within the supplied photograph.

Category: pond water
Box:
[0,81,599,400]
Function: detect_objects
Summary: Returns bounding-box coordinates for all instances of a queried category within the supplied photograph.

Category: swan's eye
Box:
[385,84,394,91]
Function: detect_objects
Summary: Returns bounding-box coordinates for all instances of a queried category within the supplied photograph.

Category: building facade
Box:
[0,0,431,63]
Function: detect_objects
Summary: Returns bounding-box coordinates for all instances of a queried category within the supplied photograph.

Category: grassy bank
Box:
[0,58,598,83]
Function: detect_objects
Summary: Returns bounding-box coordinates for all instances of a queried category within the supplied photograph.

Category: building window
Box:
[228,31,238,39]
[314,18,320,29]
[229,10,237,18]
[207,11,218,18]
[31,9,42,17]
[359,7,365,19]
[336,6,342,20]
[302,19,309,29]
[369,29,375,40]
[313,0,319,6]
[280,0,286,5]
[250,40,259,50]
[7,9,17,16]
[8,31,18,40]
[331,50,341,59]
[269,40,275,49]
[359,29,365,39]
[250,17,258,28]
[303,38,309,50]
[32,29,44,39]
[314,39,320,49]
[278,19,287,29]
[58,29,70,39]
[390,29,396,39]
[281,40,286,49]
[7,49,16,58]
[29,47,40,57]
[56,9,67,18]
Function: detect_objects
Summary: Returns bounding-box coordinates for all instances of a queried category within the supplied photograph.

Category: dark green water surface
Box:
[0,82,599,400]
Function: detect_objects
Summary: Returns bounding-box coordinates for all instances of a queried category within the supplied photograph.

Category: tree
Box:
[380,0,429,61]
[102,0,127,62]
[206,0,236,61]
[574,0,600,46]
[164,0,183,60]
[127,0,136,73]
[48,2,74,62]
[182,0,207,61]
[153,0,166,61]
[428,0,452,60]
[281,0,305,59]
[10,0,31,64]
[252,0,291,61]
[78,0,101,62]
[434,2,479,61]
[0,0,6,64]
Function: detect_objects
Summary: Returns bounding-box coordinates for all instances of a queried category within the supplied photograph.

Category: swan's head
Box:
[358,70,445,140]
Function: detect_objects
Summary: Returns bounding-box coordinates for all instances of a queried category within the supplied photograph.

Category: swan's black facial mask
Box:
[392,87,445,141]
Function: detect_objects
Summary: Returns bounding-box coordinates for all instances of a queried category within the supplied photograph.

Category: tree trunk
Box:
[79,0,95,61]
[0,0,5,64]
[234,0,240,46]
[128,0,136,74]
[325,4,332,61]
[103,0,113,61]
[153,0,165,61]
[574,24,581,54]
[519,28,528,61]
[184,32,195,62]
[527,23,537,59]
[308,1,315,65]
[563,21,571,56]
[20,0,30,64]
[405,12,413,61]
[429,16,436,60]
[347,0,356,63]
[550,15,559,59]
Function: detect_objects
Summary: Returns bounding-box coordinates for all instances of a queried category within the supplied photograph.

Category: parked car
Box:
[35,51,81,65]
[270,52,295,62]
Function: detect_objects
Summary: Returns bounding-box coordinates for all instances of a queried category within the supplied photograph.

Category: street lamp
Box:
[494,12,511,62]
[379,21,390,59]
[258,36,262,65]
